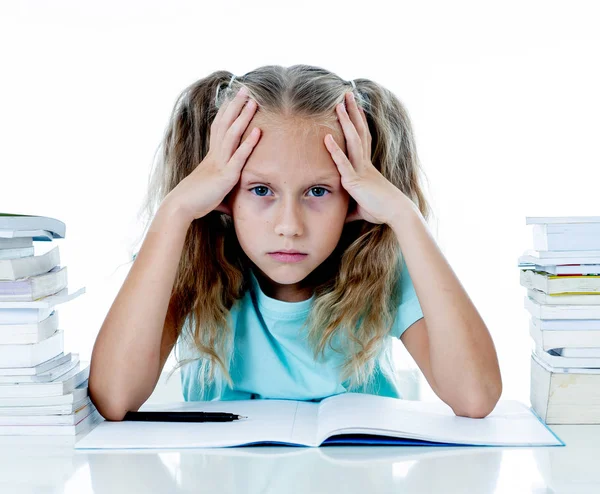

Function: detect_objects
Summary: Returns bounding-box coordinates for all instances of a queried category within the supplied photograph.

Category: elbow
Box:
[88,379,131,422]
[89,391,129,422]
[454,402,495,419]
[453,379,503,419]
[95,404,129,422]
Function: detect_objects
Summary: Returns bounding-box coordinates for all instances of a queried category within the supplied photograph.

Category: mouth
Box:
[268,252,308,263]
[269,250,307,255]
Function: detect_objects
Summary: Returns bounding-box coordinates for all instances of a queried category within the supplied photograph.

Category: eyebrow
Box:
[243,171,339,183]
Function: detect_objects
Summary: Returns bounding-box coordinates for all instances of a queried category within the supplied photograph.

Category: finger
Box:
[223,98,258,160]
[357,98,369,129]
[336,97,363,165]
[325,134,356,177]
[349,93,372,158]
[345,92,369,146]
[213,85,241,125]
[228,127,261,172]
[214,87,250,138]
[355,96,372,156]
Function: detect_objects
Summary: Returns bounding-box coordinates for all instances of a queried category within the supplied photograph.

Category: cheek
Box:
[232,195,261,222]
[314,201,345,218]
[325,191,350,216]
[231,214,255,249]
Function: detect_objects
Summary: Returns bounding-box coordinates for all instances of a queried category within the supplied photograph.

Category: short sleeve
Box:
[390,258,424,339]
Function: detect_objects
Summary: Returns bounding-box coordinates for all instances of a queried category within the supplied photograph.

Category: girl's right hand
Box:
[165,86,261,222]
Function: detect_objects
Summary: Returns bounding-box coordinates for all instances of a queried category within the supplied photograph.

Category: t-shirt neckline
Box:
[249,268,314,317]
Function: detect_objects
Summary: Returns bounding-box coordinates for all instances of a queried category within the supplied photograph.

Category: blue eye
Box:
[249,186,330,198]
[310,187,329,197]
[251,186,270,197]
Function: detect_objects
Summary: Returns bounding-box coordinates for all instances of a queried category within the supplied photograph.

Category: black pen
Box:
[122,411,248,422]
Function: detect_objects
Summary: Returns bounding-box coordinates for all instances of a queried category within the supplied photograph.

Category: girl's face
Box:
[226,115,350,302]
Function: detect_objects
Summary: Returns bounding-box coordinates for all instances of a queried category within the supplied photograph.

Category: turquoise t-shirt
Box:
[177,260,424,402]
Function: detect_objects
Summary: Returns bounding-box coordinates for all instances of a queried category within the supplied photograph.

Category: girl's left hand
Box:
[324,91,406,225]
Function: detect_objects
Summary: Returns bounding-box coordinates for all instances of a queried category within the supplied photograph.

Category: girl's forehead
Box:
[246,112,342,137]
[242,165,340,184]
[243,139,342,181]
[244,117,346,158]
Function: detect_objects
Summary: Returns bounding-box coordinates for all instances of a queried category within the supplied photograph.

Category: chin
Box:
[262,266,311,283]
[253,259,313,282]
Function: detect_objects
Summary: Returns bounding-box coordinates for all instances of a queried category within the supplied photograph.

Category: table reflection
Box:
[83,446,503,493]
[3,425,600,494]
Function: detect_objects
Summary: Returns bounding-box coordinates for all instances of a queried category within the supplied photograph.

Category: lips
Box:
[270,250,306,255]
[268,252,308,263]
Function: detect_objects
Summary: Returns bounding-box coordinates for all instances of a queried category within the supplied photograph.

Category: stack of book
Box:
[520,216,600,424]
[0,213,102,437]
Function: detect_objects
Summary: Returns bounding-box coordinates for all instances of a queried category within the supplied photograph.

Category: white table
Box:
[0,424,598,493]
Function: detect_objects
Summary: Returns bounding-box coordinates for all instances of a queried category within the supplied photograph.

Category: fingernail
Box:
[239,86,248,96]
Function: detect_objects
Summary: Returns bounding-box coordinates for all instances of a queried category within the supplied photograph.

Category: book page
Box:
[316,393,562,447]
[76,399,320,449]
[0,286,85,309]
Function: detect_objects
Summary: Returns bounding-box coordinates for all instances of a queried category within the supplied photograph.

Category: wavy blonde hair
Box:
[133,64,433,396]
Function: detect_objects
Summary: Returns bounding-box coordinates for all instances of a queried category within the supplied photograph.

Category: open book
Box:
[75,392,564,449]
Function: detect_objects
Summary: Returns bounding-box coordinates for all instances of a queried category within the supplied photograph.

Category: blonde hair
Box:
[133,64,434,396]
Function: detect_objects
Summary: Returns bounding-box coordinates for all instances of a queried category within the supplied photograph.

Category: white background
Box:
[1,0,599,405]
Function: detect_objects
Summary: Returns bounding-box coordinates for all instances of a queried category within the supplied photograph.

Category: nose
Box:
[273,199,304,237]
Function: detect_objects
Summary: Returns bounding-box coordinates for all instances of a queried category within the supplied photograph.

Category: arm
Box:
[390,196,502,418]
[88,198,192,421]
[321,91,500,416]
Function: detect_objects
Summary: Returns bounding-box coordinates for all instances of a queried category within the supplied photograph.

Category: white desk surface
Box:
[0,425,598,494]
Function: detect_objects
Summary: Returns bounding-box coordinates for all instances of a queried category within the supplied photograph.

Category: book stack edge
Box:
[0,213,103,437]
[520,216,600,424]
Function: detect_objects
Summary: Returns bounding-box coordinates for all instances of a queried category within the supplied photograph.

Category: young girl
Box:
[88,64,502,421]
